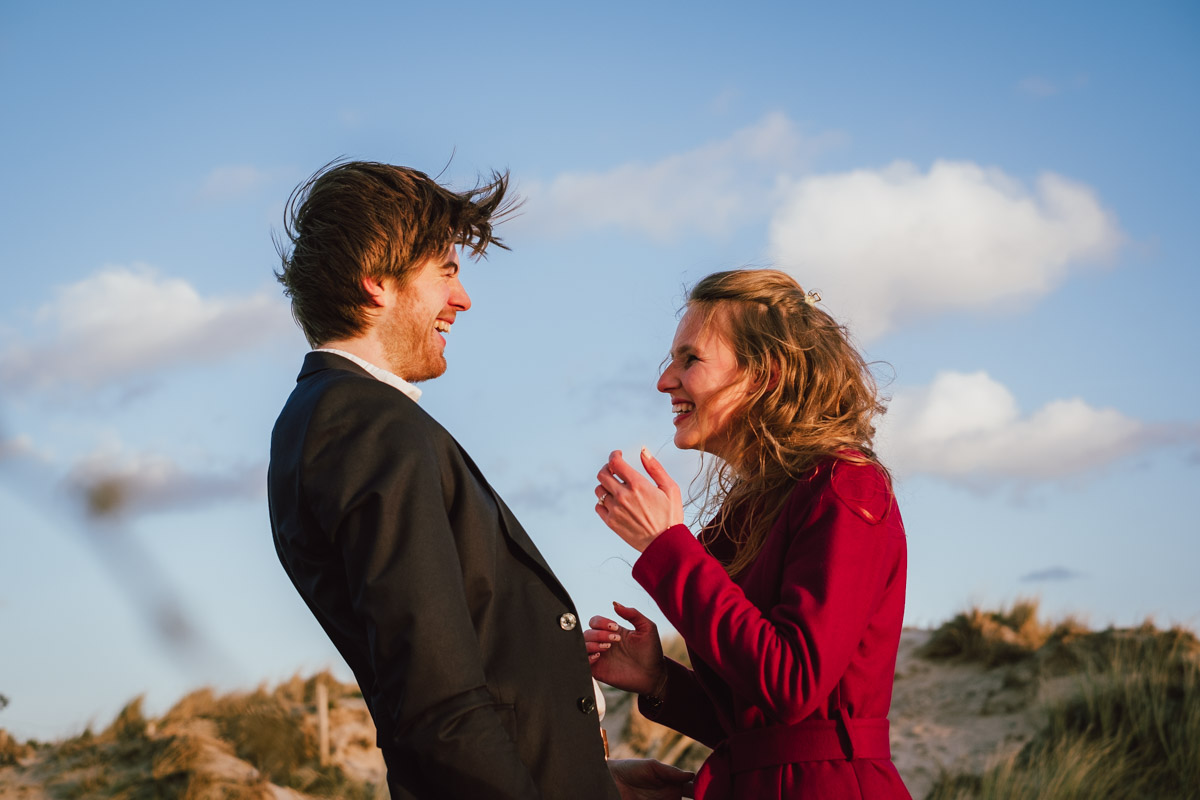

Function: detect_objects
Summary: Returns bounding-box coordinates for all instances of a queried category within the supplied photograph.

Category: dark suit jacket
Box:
[268,352,620,800]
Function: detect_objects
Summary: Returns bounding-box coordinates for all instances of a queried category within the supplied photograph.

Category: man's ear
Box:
[361,276,388,307]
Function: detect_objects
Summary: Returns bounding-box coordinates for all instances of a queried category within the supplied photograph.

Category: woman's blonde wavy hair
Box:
[683,269,889,577]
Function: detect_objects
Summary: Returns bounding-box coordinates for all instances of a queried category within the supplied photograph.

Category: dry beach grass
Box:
[2,604,1197,799]
[0,672,384,800]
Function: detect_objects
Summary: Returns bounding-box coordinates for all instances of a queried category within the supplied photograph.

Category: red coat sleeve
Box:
[632,463,899,726]
[637,657,728,748]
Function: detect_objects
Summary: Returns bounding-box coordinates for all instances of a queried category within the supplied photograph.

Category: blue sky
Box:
[1,1,1198,740]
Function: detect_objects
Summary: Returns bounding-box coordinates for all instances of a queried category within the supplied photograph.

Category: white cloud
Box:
[877,370,1174,483]
[197,164,271,201]
[518,112,843,241]
[67,447,265,518]
[0,265,294,390]
[768,160,1123,341]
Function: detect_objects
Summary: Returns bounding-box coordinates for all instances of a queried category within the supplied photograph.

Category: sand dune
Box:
[2,621,1189,799]
[889,629,1047,799]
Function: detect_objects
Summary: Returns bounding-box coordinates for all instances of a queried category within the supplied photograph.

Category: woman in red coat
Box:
[587,269,911,799]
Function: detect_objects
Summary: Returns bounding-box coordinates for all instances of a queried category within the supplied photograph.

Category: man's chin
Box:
[408,357,448,384]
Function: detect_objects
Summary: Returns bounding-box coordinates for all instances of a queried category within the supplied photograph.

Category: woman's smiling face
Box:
[656,305,755,460]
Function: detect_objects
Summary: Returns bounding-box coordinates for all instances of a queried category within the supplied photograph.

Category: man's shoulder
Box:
[290,356,419,415]
[273,357,438,454]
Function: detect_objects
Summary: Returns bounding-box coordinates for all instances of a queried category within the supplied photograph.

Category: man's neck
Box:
[318,336,392,375]
[314,339,422,403]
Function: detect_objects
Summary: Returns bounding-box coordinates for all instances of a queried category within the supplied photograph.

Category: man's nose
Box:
[451,277,471,311]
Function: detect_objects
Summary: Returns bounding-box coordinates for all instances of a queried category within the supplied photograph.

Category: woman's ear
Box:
[765,361,781,391]
[747,362,781,392]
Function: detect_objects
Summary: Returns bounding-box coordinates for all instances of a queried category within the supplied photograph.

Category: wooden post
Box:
[316,678,330,767]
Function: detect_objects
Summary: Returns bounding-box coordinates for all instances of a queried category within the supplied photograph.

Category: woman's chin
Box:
[673,432,703,453]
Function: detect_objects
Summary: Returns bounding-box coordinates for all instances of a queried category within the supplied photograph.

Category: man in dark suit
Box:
[267,161,692,800]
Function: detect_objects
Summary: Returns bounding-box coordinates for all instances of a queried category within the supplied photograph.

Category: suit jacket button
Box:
[559,612,578,631]
[577,695,596,714]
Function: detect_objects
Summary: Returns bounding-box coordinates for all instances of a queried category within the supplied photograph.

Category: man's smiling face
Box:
[380,244,471,382]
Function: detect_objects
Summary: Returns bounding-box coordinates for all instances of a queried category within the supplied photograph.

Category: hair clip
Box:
[804,290,821,306]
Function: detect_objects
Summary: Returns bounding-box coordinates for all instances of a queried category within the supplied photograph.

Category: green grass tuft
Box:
[926,608,1200,800]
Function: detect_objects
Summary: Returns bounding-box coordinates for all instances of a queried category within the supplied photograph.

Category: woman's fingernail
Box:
[610,634,621,642]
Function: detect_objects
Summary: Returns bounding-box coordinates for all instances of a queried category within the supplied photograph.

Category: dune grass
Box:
[7,672,377,800]
[156,672,374,799]
[916,598,1093,668]
[926,606,1200,800]
[0,728,30,768]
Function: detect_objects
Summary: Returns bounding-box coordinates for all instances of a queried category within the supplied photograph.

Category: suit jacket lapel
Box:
[450,440,573,606]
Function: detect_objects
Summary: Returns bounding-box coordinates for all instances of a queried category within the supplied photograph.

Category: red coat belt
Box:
[696,715,892,797]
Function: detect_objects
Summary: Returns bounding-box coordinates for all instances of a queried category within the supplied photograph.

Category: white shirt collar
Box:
[314,348,422,403]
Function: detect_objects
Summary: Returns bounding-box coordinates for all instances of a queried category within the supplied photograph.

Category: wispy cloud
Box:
[576,357,665,422]
[769,160,1123,341]
[1,431,263,519]
[1017,74,1088,98]
[1021,566,1084,582]
[877,370,1191,484]
[709,86,741,115]
[503,474,583,514]
[338,108,365,129]
[197,164,279,201]
[0,265,294,390]
[517,112,844,241]
[1017,77,1060,97]
[0,434,37,461]
[67,447,265,518]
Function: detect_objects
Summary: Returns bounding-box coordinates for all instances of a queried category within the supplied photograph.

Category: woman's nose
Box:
[656,366,677,393]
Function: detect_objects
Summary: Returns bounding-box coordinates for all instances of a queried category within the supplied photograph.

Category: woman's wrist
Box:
[643,657,669,699]
[640,660,669,714]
